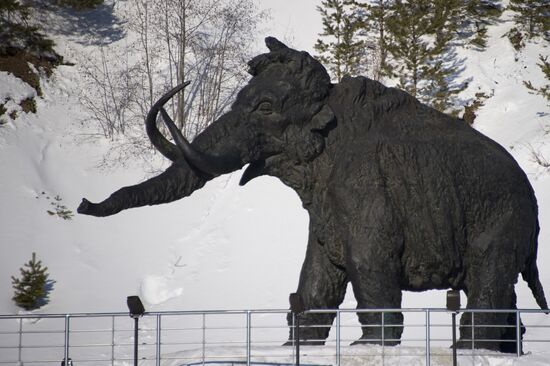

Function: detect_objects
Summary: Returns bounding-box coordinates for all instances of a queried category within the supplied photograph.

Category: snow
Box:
[0,0,549,364]
[0,71,37,126]
[0,71,36,103]
[157,345,550,366]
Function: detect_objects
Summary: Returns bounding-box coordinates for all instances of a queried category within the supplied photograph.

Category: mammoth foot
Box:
[456,339,522,354]
[350,337,401,347]
[282,340,325,346]
[458,311,525,354]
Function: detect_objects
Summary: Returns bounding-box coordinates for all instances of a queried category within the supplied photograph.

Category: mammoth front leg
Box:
[286,234,348,345]
[347,197,404,346]
[349,251,404,346]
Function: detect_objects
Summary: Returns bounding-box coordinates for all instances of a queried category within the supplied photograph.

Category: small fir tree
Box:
[11,253,51,310]
[315,0,367,82]
[508,0,550,40]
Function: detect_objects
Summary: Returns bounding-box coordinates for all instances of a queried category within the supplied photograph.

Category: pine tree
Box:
[315,0,367,82]
[0,0,31,41]
[524,55,550,106]
[508,0,550,39]
[11,253,51,310]
[384,0,465,113]
[461,0,503,48]
[428,0,466,113]
[52,0,104,11]
[354,0,393,81]
[0,0,56,58]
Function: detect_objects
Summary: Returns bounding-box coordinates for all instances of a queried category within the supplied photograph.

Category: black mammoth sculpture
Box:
[79,37,547,352]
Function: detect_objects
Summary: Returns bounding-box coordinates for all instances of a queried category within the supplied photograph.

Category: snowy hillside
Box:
[0,0,549,334]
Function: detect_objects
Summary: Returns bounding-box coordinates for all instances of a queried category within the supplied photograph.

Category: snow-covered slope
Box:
[0,0,549,328]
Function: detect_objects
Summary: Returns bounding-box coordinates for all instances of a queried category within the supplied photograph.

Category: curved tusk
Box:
[145,81,191,162]
[159,107,238,176]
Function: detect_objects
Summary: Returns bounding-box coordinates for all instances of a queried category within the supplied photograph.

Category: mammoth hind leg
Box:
[285,238,348,345]
[458,234,523,353]
[458,287,523,353]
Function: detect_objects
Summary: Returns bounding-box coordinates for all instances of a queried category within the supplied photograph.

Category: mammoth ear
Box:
[310,104,335,132]
[265,37,289,52]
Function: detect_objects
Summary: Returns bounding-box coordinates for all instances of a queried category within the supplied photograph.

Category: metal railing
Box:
[0,308,549,366]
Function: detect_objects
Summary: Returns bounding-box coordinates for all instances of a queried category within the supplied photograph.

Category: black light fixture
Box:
[127,296,145,366]
[446,290,461,366]
[127,296,145,318]
[289,293,305,366]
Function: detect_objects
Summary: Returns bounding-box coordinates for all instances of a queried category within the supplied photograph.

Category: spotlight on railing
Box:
[127,296,145,366]
[127,295,145,318]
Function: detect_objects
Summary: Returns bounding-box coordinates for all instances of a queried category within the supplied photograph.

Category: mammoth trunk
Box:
[77,161,208,217]
[78,111,248,217]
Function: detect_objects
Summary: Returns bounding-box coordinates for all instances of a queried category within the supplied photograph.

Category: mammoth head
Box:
[242,37,335,161]
[163,37,336,185]
[78,37,335,217]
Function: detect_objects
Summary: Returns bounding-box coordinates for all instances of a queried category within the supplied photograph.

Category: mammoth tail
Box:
[522,260,548,311]
[522,223,548,311]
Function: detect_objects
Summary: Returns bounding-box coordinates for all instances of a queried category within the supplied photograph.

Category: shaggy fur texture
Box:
[78,38,547,353]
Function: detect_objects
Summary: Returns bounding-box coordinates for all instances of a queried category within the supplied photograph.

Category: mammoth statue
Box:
[79,37,547,353]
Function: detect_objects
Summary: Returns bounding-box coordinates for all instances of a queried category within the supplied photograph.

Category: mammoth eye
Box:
[256,101,273,115]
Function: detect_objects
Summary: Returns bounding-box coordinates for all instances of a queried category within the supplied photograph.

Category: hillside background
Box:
[0,0,549,323]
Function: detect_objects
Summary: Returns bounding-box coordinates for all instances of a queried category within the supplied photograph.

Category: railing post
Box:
[18,319,22,365]
[111,316,115,366]
[381,311,385,351]
[425,309,430,366]
[472,312,475,351]
[246,311,251,366]
[64,314,70,365]
[516,310,521,357]
[202,313,206,366]
[291,311,295,361]
[336,310,341,366]
[451,312,458,366]
[156,314,162,366]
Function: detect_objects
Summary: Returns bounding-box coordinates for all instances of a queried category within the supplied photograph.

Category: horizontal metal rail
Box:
[0,307,549,366]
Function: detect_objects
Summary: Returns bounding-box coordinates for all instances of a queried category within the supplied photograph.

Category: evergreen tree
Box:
[508,0,550,39]
[0,0,30,25]
[427,0,466,113]
[524,55,550,106]
[354,0,393,81]
[384,0,431,96]
[11,253,51,310]
[460,0,503,48]
[384,0,465,113]
[0,0,56,58]
[52,0,104,11]
[315,0,367,82]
